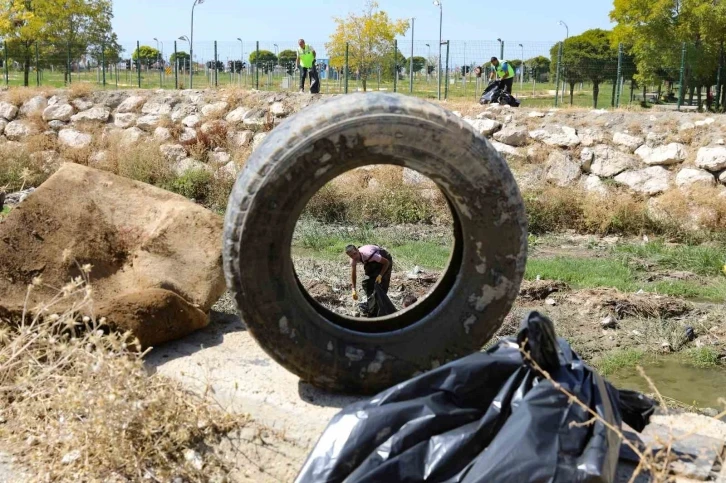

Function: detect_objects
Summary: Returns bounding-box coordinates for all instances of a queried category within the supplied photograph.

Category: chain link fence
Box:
[1,38,723,110]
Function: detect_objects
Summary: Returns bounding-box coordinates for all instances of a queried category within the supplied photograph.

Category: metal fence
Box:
[0,39,723,110]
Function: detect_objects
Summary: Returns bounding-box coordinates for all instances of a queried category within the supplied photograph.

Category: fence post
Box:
[213,40,218,88]
[34,42,39,86]
[716,41,723,112]
[554,42,562,107]
[255,41,259,90]
[615,43,623,108]
[3,41,8,87]
[393,39,397,93]
[135,41,140,88]
[67,42,72,84]
[444,40,450,100]
[174,41,178,89]
[677,42,686,111]
[344,42,349,94]
[409,17,414,94]
[102,41,106,87]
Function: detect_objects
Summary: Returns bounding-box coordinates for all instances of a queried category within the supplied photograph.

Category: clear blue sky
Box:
[112,0,615,62]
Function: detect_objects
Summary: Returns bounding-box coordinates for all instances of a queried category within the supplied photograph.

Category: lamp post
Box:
[425,43,430,83]
[179,35,191,87]
[558,21,568,99]
[189,0,206,88]
[237,38,243,84]
[154,38,164,86]
[497,38,503,60]
[433,0,442,100]
[519,43,524,92]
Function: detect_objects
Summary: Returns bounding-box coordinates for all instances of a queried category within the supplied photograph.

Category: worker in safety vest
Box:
[296,39,317,93]
[488,56,515,93]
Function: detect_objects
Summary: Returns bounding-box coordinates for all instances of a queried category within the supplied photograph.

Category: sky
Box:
[111,0,615,62]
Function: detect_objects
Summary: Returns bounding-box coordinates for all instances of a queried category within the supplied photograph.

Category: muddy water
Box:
[607,358,726,409]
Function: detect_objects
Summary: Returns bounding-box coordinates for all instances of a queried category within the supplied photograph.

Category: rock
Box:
[635,143,687,166]
[270,102,288,117]
[225,106,250,124]
[242,109,266,128]
[527,111,545,118]
[613,132,644,153]
[154,127,172,142]
[97,289,209,349]
[200,120,228,135]
[4,120,40,140]
[201,101,228,118]
[89,151,109,167]
[116,95,146,113]
[69,99,93,112]
[47,120,67,131]
[42,103,74,122]
[580,148,594,172]
[465,118,502,136]
[646,132,667,148]
[136,114,160,131]
[696,147,726,172]
[0,101,19,121]
[676,168,716,189]
[71,107,110,124]
[679,121,696,132]
[20,96,48,116]
[180,127,197,143]
[113,112,138,129]
[58,128,93,149]
[160,144,188,162]
[720,171,726,185]
[252,132,268,150]
[529,125,580,148]
[217,161,238,178]
[92,91,128,109]
[589,144,638,177]
[579,128,606,147]
[121,127,146,146]
[695,117,715,127]
[402,168,428,185]
[174,157,211,175]
[182,114,201,128]
[227,130,254,149]
[0,164,225,345]
[546,152,581,187]
[29,150,62,173]
[475,111,496,120]
[490,140,526,163]
[171,103,197,123]
[614,166,671,195]
[141,101,173,116]
[581,174,607,195]
[0,119,6,135]
[208,151,231,165]
[545,298,556,306]
[493,126,528,146]
[601,316,618,329]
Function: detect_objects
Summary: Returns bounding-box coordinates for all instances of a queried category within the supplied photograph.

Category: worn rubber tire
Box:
[223,93,527,394]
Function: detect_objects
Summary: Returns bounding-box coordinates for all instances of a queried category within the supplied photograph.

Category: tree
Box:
[410,55,426,73]
[170,51,190,66]
[249,50,277,72]
[278,49,297,74]
[381,47,406,81]
[550,29,617,108]
[326,1,409,91]
[132,45,161,66]
[206,60,224,71]
[525,55,551,80]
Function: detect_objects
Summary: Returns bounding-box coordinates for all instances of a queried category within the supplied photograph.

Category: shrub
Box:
[168,168,213,201]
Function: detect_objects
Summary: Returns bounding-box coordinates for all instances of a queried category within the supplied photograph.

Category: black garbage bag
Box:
[359,284,397,317]
[295,311,655,483]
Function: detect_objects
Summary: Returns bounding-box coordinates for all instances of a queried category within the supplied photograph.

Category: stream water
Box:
[607,358,726,409]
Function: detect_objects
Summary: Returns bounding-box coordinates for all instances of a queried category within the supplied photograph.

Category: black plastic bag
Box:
[359,284,397,317]
[295,311,655,483]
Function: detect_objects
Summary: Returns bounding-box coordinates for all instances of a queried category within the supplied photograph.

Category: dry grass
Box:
[67,82,95,100]
[2,87,46,107]
[0,275,242,481]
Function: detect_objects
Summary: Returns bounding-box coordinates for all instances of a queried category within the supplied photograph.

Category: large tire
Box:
[223,93,527,394]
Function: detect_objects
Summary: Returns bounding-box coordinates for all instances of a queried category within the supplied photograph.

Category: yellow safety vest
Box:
[496,61,515,79]
[298,45,314,68]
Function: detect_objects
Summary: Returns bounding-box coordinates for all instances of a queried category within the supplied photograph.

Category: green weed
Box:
[594,349,646,376]
[616,241,726,276]
[167,169,213,202]
[682,347,721,369]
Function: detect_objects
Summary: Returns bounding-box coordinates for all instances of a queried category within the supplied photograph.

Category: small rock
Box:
[116,95,146,113]
[719,171,726,185]
[660,341,672,352]
[182,114,201,128]
[183,449,203,471]
[136,114,160,131]
[141,101,173,116]
[589,144,638,177]
[201,101,228,118]
[694,117,715,127]
[47,120,67,131]
[645,132,667,148]
[546,151,581,187]
[200,120,228,135]
[113,113,137,129]
[613,131,645,153]
[678,121,696,132]
[402,168,428,185]
[225,106,250,124]
[545,298,556,306]
[173,158,211,176]
[490,140,526,163]
[581,174,607,195]
[635,143,687,166]
[160,144,188,162]
[20,96,48,116]
[42,103,74,122]
[579,128,606,147]
[696,147,726,172]
[580,148,594,172]
[493,125,528,146]
[676,168,716,189]
[89,151,109,166]
[252,132,268,150]
[601,316,618,329]
[475,111,496,120]
[216,161,238,178]
[180,127,197,143]
[614,166,671,196]
[61,450,81,465]
[4,120,40,140]
[270,102,288,117]
[154,127,172,142]
[58,128,92,149]
[120,127,146,146]
[208,151,231,165]
[527,111,545,118]
[0,101,19,121]
[465,118,502,136]
[227,130,254,149]
[71,98,94,111]
[71,106,110,124]
[529,124,580,148]
[242,109,266,128]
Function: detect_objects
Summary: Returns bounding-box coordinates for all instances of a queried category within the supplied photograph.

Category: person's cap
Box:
[490,57,498,62]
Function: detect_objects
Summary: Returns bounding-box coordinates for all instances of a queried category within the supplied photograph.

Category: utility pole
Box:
[409,17,414,94]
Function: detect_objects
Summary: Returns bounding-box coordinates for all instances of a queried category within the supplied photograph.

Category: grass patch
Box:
[616,240,726,276]
[594,348,646,376]
[682,347,721,369]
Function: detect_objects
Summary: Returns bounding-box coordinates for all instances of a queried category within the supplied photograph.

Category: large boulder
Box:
[116,95,146,113]
[0,163,226,346]
[635,143,687,166]
[612,132,644,153]
[20,96,48,116]
[579,128,606,147]
[113,112,138,129]
[225,106,250,124]
[493,126,528,146]
[589,144,638,177]
[529,125,580,148]
[58,128,93,149]
[71,107,111,124]
[490,140,526,163]
[141,101,173,116]
[0,101,19,121]
[545,152,581,187]
[465,118,502,136]
[136,114,160,131]
[695,147,726,172]
[676,168,716,189]
[614,166,671,195]
[4,120,40,140]
[42,103,74,122]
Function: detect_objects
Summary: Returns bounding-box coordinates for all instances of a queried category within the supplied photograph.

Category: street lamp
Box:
[237,38,243,82]
[558,20,569,39]
[433,0,442,100]
[518,43,524,92]
[189,0,206,89]
[273,43,278,68]
[497,38,503,59]
[179,35,191,86]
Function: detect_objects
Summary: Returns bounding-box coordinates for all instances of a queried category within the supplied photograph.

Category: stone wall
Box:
[1,88,725,200]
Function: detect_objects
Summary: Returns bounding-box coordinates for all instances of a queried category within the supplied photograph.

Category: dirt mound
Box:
[519,280,569,300]
[97,289,209,348]
[566,288,693,319]
[305,280,339,305]
[0,163,226,345]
